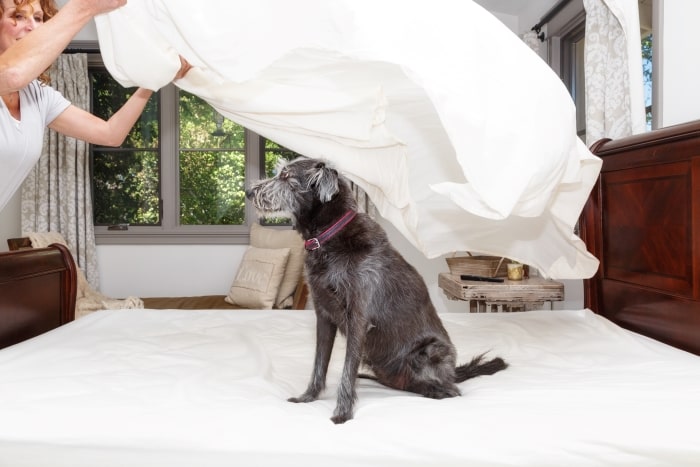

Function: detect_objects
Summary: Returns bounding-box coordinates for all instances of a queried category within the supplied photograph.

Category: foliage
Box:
[91,70,160,225]
[91,72,297,227]
[642,34,653,128]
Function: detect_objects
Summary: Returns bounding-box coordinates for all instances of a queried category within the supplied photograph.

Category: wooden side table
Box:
[438,273,564,312]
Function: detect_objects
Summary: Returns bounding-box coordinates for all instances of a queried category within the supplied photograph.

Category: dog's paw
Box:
[330,412,353,424]
[287,394,317,404]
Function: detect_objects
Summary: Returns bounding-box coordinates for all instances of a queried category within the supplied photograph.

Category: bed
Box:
[1,122,700,466]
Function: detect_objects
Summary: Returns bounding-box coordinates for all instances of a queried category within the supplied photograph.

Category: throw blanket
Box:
[25,232,143,318]
[95,0,601,279]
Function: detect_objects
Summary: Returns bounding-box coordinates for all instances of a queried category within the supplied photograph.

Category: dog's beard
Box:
[249,178,305,217]
[249,182,286,211]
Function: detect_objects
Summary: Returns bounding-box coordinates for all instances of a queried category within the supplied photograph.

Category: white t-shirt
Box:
[0,80,71,211]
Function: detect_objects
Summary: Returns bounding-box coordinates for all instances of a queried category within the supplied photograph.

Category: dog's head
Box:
[246,157,340,219]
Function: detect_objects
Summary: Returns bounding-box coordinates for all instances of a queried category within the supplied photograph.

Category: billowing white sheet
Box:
[0,309,699,467]
[94,1,601,279]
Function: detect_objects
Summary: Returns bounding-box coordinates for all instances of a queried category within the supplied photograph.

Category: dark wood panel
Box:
[601,280,700,355]
[602,161,693,296]
[0,245,77,349]
[583,119,700,355]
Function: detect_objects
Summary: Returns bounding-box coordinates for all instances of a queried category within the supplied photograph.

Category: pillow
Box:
[250,223,305,308]
[225,246,291,309]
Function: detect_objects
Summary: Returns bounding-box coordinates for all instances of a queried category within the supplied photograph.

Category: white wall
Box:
[655,0,700,127]
[0,192,21,252]
[95,218,582,313]
[98,244,246,298]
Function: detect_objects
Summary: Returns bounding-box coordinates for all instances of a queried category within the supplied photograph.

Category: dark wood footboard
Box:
[581,120,700,355]
[0,244,77,349]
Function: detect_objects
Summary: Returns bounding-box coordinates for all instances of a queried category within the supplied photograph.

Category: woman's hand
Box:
[174,55,193,80]
[75,0,128,16]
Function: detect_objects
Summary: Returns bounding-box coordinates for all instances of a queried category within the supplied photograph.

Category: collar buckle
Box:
[304,238,321,251]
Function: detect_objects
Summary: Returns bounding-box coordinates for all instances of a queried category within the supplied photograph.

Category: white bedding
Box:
[94,0,601,279]
[0,309,698,466]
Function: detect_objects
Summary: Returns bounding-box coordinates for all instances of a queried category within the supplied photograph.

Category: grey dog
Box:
[246,157,507,424]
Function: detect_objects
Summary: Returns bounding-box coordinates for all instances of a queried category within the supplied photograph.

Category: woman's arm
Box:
[49,87,152,147]
[48,56,192,146]
[0,0,126,95]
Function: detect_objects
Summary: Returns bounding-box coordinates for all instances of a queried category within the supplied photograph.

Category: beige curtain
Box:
[583,0,646,145]
[20,53,100,288]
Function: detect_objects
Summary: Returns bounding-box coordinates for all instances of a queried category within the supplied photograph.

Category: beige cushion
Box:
[250,223,305,308]
[225,246,291,309]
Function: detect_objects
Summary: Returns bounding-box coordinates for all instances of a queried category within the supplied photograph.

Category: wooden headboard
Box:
[0,244,77,349]
[581,120,700,355]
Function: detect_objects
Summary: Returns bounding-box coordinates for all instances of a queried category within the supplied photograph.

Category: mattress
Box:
[0,309,698,466]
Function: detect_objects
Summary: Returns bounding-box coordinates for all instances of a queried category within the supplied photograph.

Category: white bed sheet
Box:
[0,309,698,467]
[94,0,601,279]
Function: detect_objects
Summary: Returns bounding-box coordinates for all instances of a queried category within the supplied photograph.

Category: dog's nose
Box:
[245,187,255,199]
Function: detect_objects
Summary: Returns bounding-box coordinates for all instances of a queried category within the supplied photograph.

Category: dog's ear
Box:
[308,162,339,202]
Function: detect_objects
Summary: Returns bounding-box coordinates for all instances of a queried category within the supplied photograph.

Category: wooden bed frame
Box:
[1,121,698,355]
[0,244,77,349]
[582,119,700,355]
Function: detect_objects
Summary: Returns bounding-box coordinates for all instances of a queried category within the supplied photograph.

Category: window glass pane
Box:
[179,150,246,225]
[178,91,247,225]
[90,70,159,149]
[642,33,652,129]
[178,92,245,149]
[264,140,299,177]
[90,68,160,226]
[573,37,586,139]
[92,150,160,225]
[640,0,652,129]
[259,141,300,225]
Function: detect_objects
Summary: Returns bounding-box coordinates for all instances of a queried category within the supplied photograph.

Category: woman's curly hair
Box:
[1,0,59,84]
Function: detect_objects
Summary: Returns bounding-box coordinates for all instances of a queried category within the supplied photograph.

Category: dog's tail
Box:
[455,353,508,383]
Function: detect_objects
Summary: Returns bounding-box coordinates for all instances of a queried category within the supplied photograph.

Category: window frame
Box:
[86,52,268,245]
[543,3,587,139]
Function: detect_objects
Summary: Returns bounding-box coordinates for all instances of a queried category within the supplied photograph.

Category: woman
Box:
[0,0,191,211]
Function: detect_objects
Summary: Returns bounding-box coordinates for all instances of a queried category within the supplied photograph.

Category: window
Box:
[89,57,299,244]
[638,0,653,129]
[642,33,652,129]
[536,0,587,140]
[559,21,587,140]
[552,0,654,135]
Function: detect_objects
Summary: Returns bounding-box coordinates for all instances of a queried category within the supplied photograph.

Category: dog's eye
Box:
[279,171,290,181]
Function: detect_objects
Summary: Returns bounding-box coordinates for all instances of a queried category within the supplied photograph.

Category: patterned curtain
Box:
[583,0,646,145]
[350,182,377,219]
[20,53,100,288]
[521,30,541,55]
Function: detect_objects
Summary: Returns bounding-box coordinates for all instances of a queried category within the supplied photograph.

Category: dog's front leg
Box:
[331,313,368,424]
[288,312,337,403]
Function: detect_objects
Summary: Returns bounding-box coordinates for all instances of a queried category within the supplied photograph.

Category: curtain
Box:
[583,0,646,145]
[20,53,100,288]
[521,30,542,55]
[350,182,377,219]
